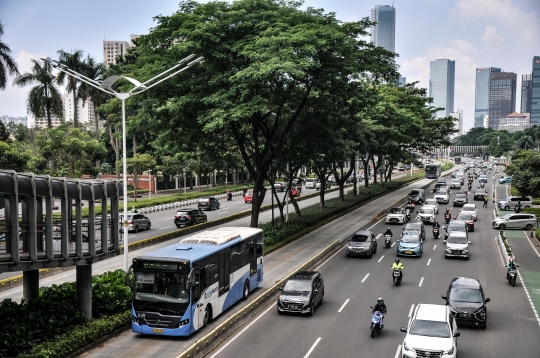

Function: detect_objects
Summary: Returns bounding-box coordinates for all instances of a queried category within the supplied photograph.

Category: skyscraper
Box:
[531,56,540,125]
[429,59,455,118]
[488,72,517,130]
[474,67,501,127]
[450,109,463,139]
[370,5,396,53]
[521,74,532,114]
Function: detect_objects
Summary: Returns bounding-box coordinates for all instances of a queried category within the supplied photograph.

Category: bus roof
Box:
[136,227,262,262]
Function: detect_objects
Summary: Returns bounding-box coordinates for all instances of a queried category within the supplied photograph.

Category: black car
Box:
[402,221,425,241]
[198,196,220,211]
[409,189,425,204]
[453,193,468,207]
[433,181,447,193]
[346,230,377,258]
[473,188,487,201]
[442,277,490,328]
[444,220,468,240]
[174,208,208,228]
[277,271,324,316]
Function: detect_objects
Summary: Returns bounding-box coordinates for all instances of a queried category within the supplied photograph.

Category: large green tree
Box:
[0,21,19,90]
[57,49,84,127]
[505,150,540,198]
[13,59,63,128]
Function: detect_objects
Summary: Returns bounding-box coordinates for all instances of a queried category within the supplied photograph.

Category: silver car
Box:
[492,213,537,230]
[444,231,470,259]
[497,196,533,211]
[119,213,151,233]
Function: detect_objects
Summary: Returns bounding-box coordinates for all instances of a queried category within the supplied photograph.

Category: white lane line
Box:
[394,345,402,358]
[523,230,540,259]
[314,245,346,270]
[367,216,387,230]
[162,218,171,221]
[408,304,415,317]
[376,234,382,240]
[128,235,137,239]
[159,226,172,230]
[240,206,250,209]
[338,299,350,313]
[378,255,384,263]
[219,211,229,215]
[361,273,370,283]
[427,259,431,266]
[207,304,274,358]
[433,245,437,250]
[304,337,322,358]
[419,277,424,287]
[391,242,396,247]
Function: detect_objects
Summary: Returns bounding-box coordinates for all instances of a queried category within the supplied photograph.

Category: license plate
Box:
[405,251,413,254]
[152,328,164,333]
[460,313,470,318]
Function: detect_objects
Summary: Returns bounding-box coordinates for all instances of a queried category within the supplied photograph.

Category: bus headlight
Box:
[176,319,190,328]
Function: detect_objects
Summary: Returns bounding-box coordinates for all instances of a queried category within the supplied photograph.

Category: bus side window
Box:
[192,272,201,302]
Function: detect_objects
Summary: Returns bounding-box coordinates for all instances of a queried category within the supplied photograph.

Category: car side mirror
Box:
[443,226,447,229]
[400,327,407,333]
[441,295,447,300]
[485,298,490,303]
[278,287,283,291]
[453,332,461,338]
[468,241,471,244]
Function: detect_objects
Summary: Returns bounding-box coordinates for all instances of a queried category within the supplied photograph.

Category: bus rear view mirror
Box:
[186,281,193,290]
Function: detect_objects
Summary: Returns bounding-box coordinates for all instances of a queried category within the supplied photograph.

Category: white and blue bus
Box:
[425,163,442,179]
[128,227,264,336]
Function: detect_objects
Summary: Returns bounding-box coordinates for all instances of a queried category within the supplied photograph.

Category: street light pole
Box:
[42,54,204,272]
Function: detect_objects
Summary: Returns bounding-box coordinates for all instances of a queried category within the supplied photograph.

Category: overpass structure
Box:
[449,145,488,153]
[0,170,122,317]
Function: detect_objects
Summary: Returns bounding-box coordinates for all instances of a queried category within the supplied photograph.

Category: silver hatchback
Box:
[492,213,536,230]
[119,213,151,233]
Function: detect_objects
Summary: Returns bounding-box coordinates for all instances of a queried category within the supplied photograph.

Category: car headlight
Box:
[463,249,468,253]
[348,245,353,249]
[403,341,413,351]
[443,346,455,355]
[302,298,310,304]
[446,248,452,253]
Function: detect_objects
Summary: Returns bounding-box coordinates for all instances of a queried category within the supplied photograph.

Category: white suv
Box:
[400,304,459,358]
[305,178,318,189]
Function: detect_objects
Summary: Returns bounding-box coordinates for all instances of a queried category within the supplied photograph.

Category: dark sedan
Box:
[402,221,425,241]
[473,188,487,201]
[198,196,220,211]
[453,193,468,207]
[277,271,324,316]
[174,208,207,228]
[444,220,468,239]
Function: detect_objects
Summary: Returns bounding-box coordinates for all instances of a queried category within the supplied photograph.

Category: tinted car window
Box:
[449,288,482,303]
[448,222,466,231]
[420,208,434,214]
[351,234,369,242]
[401,235,420,243]
[455,194,466,199]
[283,279,311,292]
[447,235,468,244]
[389,208,403,214]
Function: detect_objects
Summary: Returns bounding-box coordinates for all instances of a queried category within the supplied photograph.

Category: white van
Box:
[305,178,318,189]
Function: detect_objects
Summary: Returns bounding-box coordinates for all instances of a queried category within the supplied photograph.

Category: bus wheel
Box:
[242,280,250,300]
[202,306,212,328]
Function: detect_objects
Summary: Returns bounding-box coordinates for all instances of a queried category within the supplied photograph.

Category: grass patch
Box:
[510,186,519,196]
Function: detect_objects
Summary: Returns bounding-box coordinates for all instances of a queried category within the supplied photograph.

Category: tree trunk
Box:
[94,107,100,169]
[267,171,285,223]
[45,87,52,129]
[249,172,267,228]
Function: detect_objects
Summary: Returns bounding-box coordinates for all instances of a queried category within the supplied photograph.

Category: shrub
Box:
[523,208,540,216]
[532,198,540,205]
[260,221,304,246]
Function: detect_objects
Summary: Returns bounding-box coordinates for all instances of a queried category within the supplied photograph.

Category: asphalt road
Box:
[201,166,540,358]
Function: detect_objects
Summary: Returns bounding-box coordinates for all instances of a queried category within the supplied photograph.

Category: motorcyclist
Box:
[371,297,387,327]
[391,258,404,281]
[444,209,451,223]
[242,186,247,196]
[506,257,518,279]
[515,201,522,213]
[384,227,393,237]
[226,189,232,200]
[433,220,441,229]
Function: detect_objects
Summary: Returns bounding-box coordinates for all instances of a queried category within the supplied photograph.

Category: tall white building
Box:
[103,34,140,66]
[34,112,62,128]
[63,93,94,125]
[450,109,463,139]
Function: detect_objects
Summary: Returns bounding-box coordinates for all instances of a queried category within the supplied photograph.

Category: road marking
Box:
[523,230,540,259]
[240,206,250,209]
[408,304,415,317]
[159,226,172,230]
[433,245,436,250]
[378,255,384,263]
[361,273,370,283]
[376,234,382,240]
[427,259,431,266]
[338,299,349,313]
[314,246,346,270]
[162,218,170,221]
[419,277,424,287]
[391,242,396,247]
[219,211,229,215]
[304,337,321,358]
[394,345,402,358]
[368,216,387,230]
[206,304,274,358]
[128,235,137,239]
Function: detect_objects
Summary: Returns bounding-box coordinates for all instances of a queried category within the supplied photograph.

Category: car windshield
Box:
[425,199,436,205]
[409,319,451,338]
[420,208,434,214]
[448,222,466,231]
[455,194,466,199]
[283,279,311,292]
[351,234,369,242]
[405,222,422,230]
[447,235,468,244]
[401,235,420,243]
[475,190,486,194]
[199,198,209,203]
[410,190,421,195]
[449,288,483,303]
[452,180,460,183]
[436,191,447,195]
[457,214,472,221]
[389,208,403,214]
[462,205,475,211]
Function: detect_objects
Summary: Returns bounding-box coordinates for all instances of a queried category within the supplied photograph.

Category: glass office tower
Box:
[531,56,540,125]
[488,72,517,130]
[429,59,455,118]
[521,74,532,114]
[370,5,396,53]
[474,67,501,127]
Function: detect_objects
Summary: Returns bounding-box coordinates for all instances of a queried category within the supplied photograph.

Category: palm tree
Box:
[57,49,84,127]
[0,21,19,90]
[78,55,106,139]
[13,59,63,128]
[515,136,534,150]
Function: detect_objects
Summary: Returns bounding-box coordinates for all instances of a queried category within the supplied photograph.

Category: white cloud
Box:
[481,25,504,47]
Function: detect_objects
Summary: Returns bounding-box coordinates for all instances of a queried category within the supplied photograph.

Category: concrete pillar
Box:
[23,270,40,302]
[76,265,92,319]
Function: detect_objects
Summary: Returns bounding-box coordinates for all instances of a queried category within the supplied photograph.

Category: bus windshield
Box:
[425,165,440,173]
[133,271,190,316]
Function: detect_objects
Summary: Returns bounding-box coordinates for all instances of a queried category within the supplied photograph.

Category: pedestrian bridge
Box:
[0,170,122,317]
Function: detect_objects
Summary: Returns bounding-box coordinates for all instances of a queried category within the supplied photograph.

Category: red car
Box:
[244,189,253,203]
[455,213,475,232]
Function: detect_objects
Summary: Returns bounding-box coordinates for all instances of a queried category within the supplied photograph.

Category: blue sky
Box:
[0,0,539,132]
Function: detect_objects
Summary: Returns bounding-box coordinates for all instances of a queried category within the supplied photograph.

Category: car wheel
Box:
[242,280,249,301]
[245,201,247,203]
[134,225,139,233]
[176,224,181,228]
[499,224,506,230]
[373,245,377,254]
[504,206,510,211]
[309,302,315,316]
[146,223,151,230]
[367,251,372,259]
[526,224,533,231]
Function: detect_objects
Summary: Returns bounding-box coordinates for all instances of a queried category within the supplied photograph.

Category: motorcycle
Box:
[393,268,402,286]
[444,212,451,224]
[405,208,412,222]
[514,206,522,213]
[507,269,517,287]
[433,227,440,239]
[227,192,233,201]
[468,183,472,190]
[369,310,385,338]
[480,182,485,188]
[384,234,392,248]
